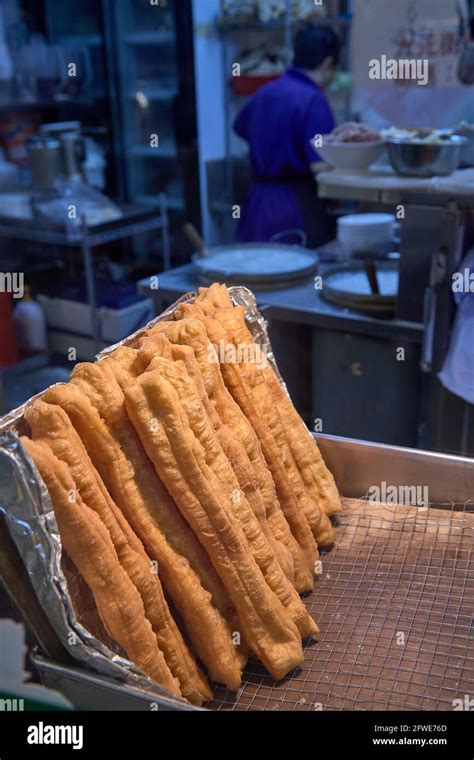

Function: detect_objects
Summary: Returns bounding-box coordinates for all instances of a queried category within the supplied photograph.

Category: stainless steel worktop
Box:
[138,264,423,343]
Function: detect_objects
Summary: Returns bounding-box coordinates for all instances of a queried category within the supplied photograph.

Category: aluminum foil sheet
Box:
[98,284,282,381]
[0,432,184,705]
[0,285,278,704]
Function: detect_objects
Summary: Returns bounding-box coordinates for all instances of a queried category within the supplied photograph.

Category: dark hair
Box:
[293,25,340,70]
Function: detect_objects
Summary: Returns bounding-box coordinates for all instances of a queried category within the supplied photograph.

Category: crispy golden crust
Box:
[211,423,296,586]
[207,305,337,544]
[149,318,313,593]
[260,369,342,517]
[70,363,234,618]
[196,285,342,516]
[25,400,211,705]
[21,436,182,697]
[142,355,317,640]
[196,283,231,313]
[240,357,335,547]
[124,367,305,680]
[174,302,207,321]
[42,378,244,690]
[84,359,244,640]
[138,332,296,586]
[102,346,146,380]
[191,315,318,577]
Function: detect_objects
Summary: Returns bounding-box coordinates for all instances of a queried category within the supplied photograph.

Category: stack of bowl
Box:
[337,213,399,258]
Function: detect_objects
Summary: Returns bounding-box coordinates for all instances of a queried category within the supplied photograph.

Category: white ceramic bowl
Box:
[338,213,395,234]
[318,141,386,171]
[337,213,397,257]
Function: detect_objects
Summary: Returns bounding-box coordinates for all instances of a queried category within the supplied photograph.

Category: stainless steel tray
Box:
[31,434,474,711]
[317,434,474,506]
[31,653,201,712]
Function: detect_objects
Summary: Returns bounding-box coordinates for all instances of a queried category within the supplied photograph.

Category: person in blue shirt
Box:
[234,25,340,248]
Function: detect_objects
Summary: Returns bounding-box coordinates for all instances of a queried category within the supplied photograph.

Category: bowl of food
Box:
[382,128,467,177]
[316,122,385,172]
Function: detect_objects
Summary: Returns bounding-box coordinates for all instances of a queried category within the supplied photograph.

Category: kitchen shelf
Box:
[0,96,99,113]
[123,30,175,45]
[0,203,168,247]
[137,194,184,211]
[0,201,170,353]
[109,1,196,226]
[129,86,177,101]
[216,14,352,31]
[131,143,177,159]
[317,167,474,207]
[57,34,103,47]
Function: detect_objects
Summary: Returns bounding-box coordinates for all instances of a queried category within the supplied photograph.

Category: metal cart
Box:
[0,198,170,357]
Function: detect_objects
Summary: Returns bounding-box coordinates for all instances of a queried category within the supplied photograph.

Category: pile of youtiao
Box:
[20,283,341,704]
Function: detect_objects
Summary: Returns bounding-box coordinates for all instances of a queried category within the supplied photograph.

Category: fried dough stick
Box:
[147,318,314,593]
[99,350,248,654]
[43,378,244,690]
[203,303,336,545]
[197,284,342,516]
[21,437,182,697]
[96,353,245,645]
[261,369,341,515]
[138,332,295,586]
[137,350,317,640]
[124,368,305,680]
[25,400,211,705]
[169,307,318,577]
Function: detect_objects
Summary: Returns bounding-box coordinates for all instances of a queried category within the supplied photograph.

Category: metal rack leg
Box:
[80,217,100,356]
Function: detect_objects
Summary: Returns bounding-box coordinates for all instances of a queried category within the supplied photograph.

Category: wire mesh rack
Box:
[209,498,474,711]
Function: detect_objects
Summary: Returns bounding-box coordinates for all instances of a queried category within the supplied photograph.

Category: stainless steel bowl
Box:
[387,136,467,177]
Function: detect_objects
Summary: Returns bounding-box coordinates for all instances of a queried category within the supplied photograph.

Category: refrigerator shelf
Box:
[131,143,177,159]
[123,30,175,45]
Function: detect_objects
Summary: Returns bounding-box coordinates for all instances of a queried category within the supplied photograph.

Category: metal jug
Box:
[39,121,85,180]
[26,135,63,193]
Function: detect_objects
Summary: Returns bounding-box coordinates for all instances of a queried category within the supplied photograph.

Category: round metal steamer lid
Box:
[192,243,319,287]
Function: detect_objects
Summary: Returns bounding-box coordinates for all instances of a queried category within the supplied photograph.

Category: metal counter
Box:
[138,265,423,343]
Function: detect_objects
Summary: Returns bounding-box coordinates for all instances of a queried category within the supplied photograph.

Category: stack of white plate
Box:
[337,213,398,257]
